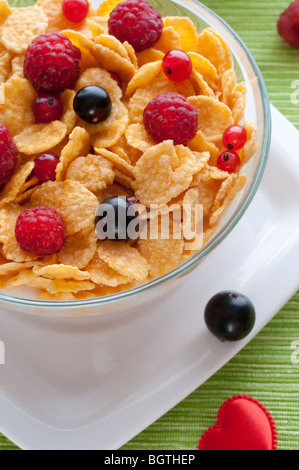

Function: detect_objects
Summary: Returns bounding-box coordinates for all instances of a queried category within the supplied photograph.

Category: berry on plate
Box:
[73,85,112,123]
[277,0,299,48]
[32,94,64,124]
[222,125,247,151]
[162,50,193,82]
[95,196,139,241]
[34,153,60,182]
[217,150,241,173]
[108,0,163,52]
[0,123,18,186]
[15,206,66,256]
[143,92,198,146]
[204,291,256,342]
[62,0,89,23]
[23,32,81,93]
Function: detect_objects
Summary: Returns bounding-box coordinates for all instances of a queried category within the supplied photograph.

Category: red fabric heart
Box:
[198,395,277,450]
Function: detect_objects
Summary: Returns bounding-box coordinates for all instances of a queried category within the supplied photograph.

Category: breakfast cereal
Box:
[0,0,257,300]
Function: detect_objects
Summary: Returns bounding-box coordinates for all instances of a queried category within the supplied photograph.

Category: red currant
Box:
[32,94,64,123]
[162,50,192,82]
[217,151,241,173]
[34,153,60,182]
[109,71,122,89]
[222,125,247,151]
[62,0,89,23]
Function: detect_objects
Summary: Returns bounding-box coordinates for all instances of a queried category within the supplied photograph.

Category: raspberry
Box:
[108,0,163,52]
[23,32,81,93]
[143,93,198,146]
[0,123,18,186]
[15,206,66,256]
[278,0,299,48]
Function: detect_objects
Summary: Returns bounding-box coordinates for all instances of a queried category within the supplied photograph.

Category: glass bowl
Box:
[0,0,271,317]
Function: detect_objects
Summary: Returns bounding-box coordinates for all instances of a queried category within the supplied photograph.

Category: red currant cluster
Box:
[217,126,247,173]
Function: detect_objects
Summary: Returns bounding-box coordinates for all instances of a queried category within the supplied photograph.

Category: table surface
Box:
[1,0,299,451]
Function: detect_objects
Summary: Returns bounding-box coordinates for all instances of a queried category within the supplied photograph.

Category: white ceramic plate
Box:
[0,105,298,450]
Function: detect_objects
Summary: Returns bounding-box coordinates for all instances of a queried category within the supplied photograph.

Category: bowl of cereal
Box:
[0,0,271,317]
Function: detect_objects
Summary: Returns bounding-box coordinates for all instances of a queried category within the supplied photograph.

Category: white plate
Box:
[0,105,298,450]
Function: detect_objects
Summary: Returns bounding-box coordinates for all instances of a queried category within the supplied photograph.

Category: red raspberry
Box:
[0,123,18,186]
[143,93,198,146]
[15,206,66,256]
[278,0,299,48]
[108,0,163,52]
[23,33,81,93]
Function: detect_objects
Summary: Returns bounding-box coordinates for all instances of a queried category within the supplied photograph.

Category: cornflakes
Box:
[31,180,99,236]
[0,6,48,54]
[132,141,197,206]
[0,0,257,300]
[66,154,115,192]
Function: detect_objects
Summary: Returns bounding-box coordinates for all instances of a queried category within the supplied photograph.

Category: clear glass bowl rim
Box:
[0,0,272,310]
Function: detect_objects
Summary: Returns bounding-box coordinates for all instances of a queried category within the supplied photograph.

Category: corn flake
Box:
[136,48,164,67]
[137,235,184,278]
[56,126,91,181]
[210,174,247,226]
[164,17,197,52]
[125,123,155,153]
[14,121,67,155]
[97,241,149,282]
[188,95,234,142]
[85,254,130,286]
[0,0,11,26]
[57,227,97,269]
[33,264,91,280]
[93,42,136,82]
[97,0,122,17]
[197,29,230,76]
[66,154,115,192]
[0,6,48,54]
[94,148,134,178]
[0,75,37,137]
[62,29,97,68]
[31,180,99,236]
[242,121,257,165]
[155,25,181,53]
[126,60,162,96]
[0,161,35,208]
[133,140,196,206]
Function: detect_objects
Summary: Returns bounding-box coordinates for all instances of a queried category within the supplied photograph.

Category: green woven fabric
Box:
[1,0,299,451]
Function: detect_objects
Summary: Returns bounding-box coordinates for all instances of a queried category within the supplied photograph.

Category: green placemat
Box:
[1,0,299,451]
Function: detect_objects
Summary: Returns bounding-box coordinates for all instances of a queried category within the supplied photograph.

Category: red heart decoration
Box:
[198,395,277,450]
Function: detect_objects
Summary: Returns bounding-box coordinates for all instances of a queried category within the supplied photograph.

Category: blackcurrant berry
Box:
[73,86,112,124]
[204,291,256,342]
[95,196,139,241]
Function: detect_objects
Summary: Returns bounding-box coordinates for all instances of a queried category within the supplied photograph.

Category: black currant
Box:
[73,85,112,124]
[204,291,256,342]
[95,196,139,241]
